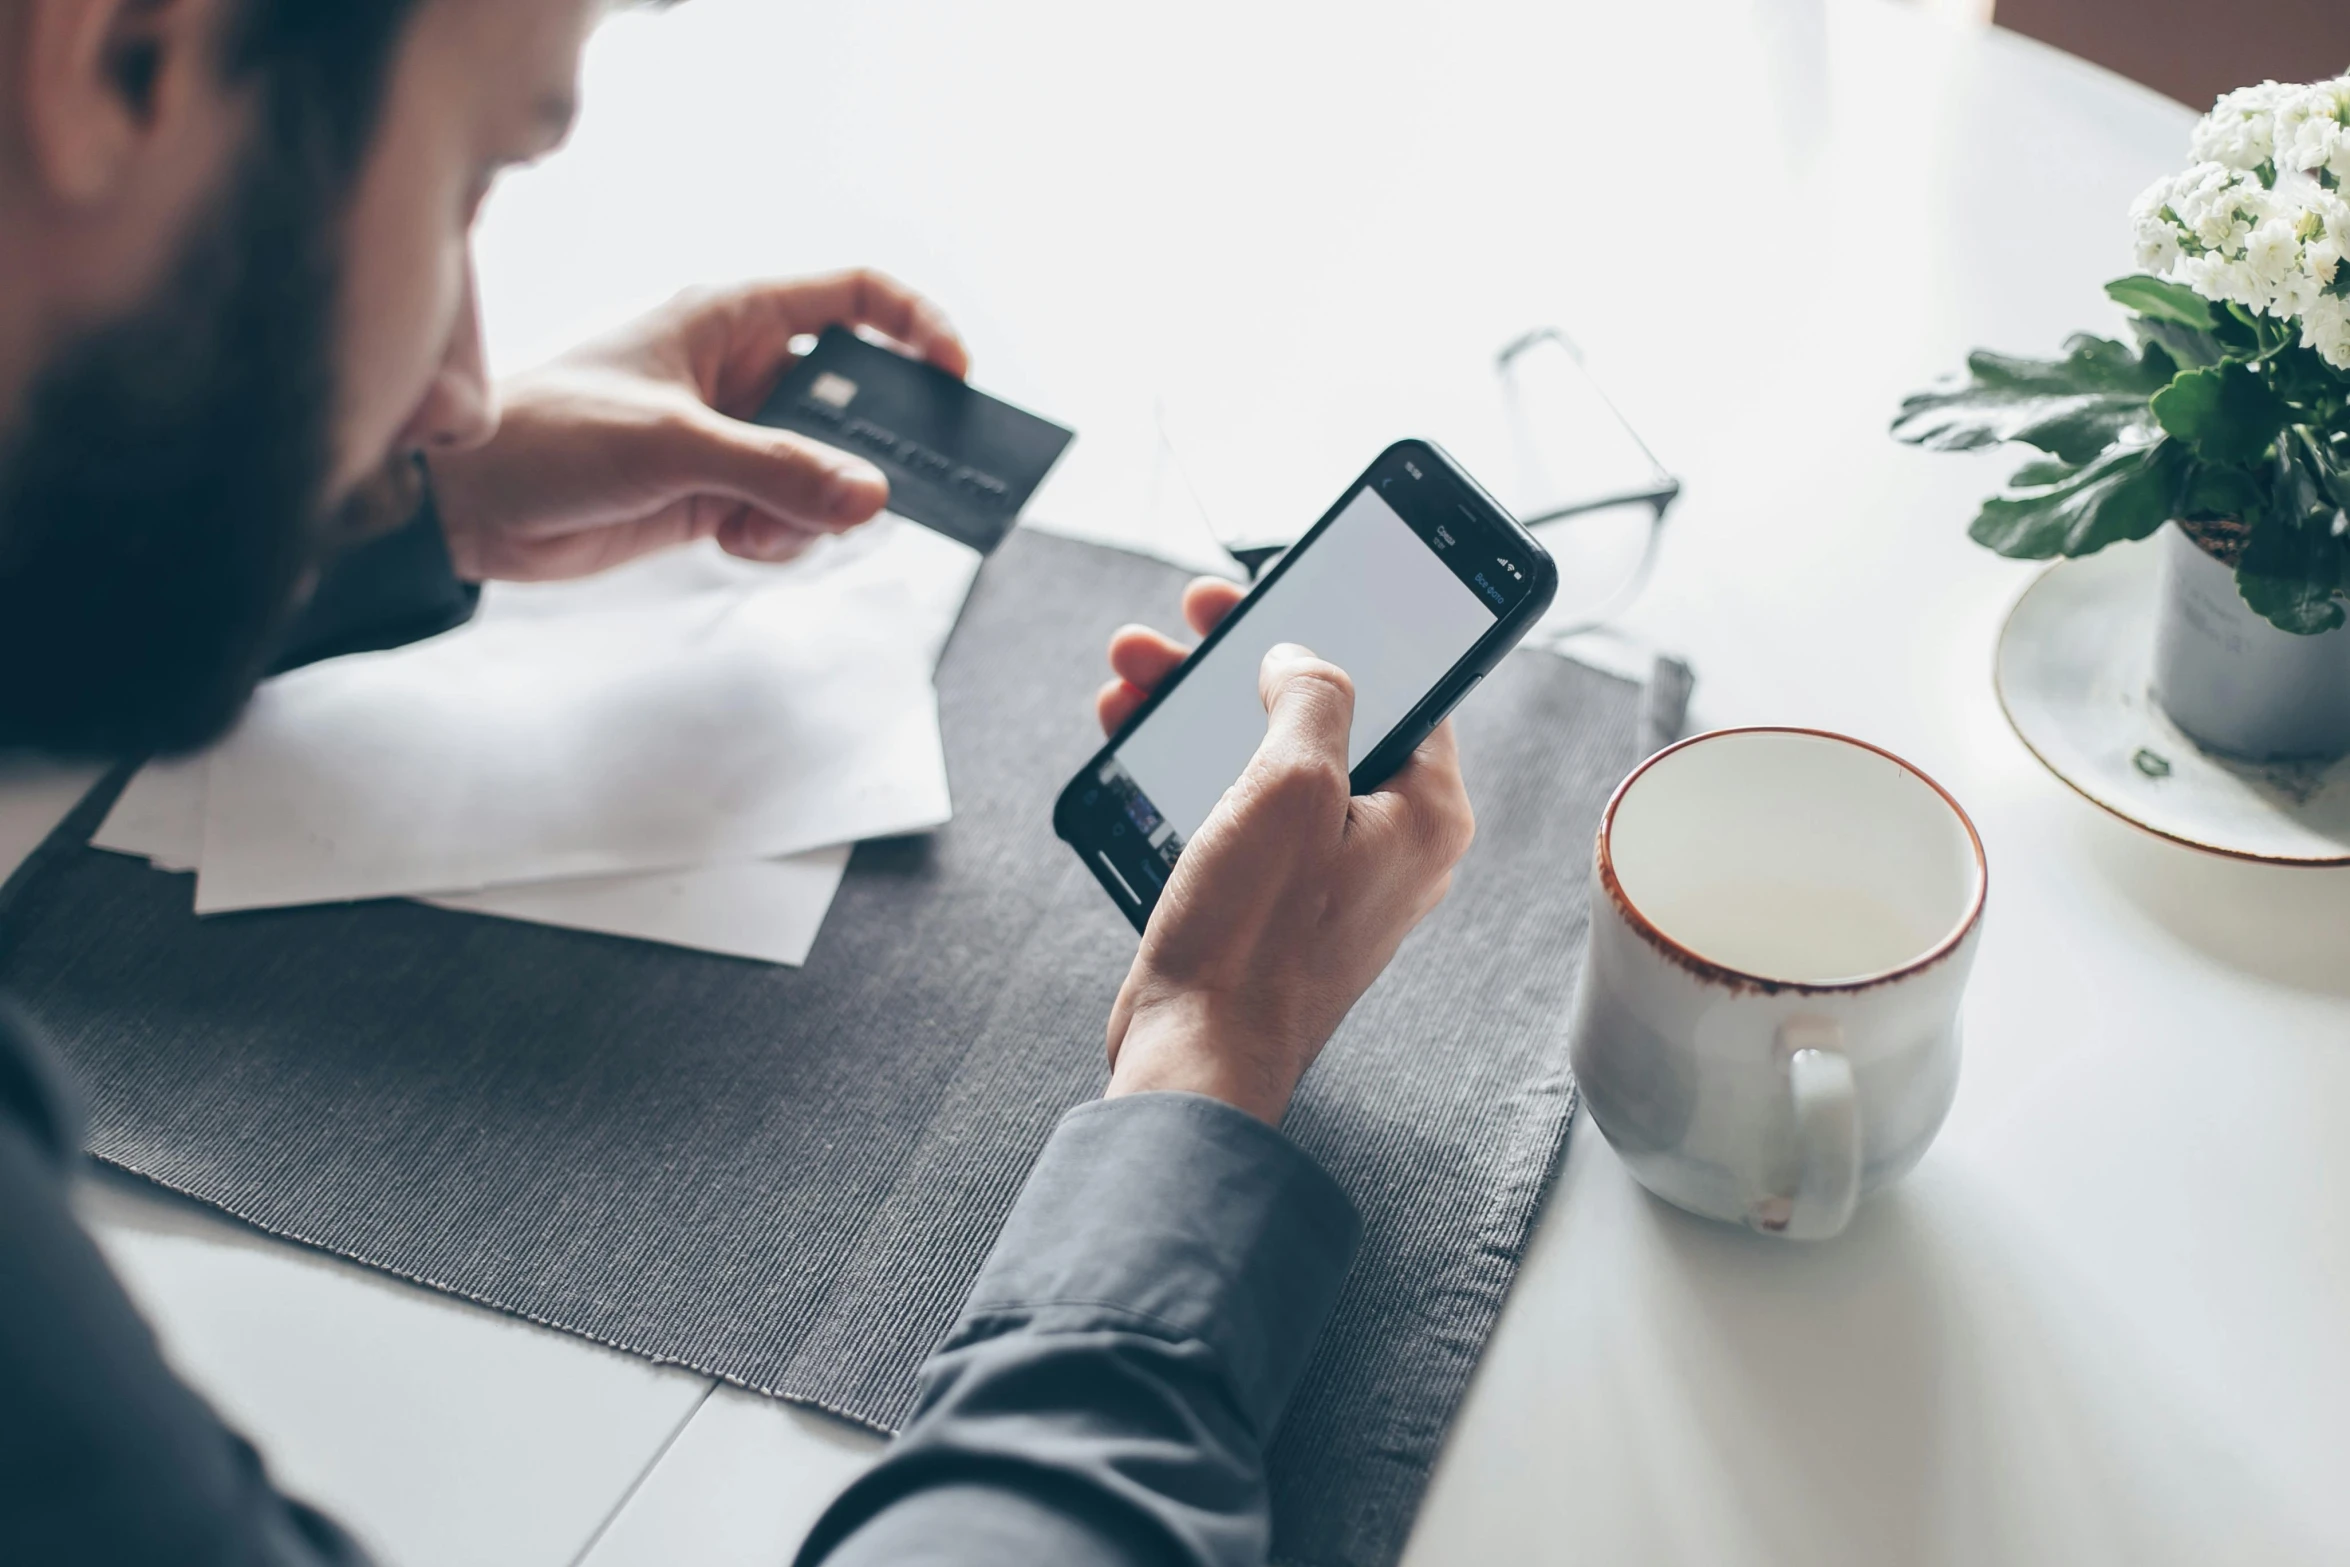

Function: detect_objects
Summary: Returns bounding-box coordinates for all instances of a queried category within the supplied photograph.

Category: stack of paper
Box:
[94,517,982,965]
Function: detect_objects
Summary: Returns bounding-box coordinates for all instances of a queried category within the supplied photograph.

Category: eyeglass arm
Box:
[1515,479,1682,530]
[1496,327,1680,498]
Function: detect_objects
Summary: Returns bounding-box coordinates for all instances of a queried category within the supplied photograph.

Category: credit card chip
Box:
[808,372,858,409]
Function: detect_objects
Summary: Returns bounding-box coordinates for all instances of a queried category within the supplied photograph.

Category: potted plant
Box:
[1894,75,2350,761]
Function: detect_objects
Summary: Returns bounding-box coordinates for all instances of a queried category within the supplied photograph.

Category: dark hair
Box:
[220,0,428,186]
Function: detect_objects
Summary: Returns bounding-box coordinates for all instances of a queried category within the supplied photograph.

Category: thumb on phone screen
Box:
[1104,643,1474,1124]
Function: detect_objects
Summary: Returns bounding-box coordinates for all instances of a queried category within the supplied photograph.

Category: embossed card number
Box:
[753,326,1073,556]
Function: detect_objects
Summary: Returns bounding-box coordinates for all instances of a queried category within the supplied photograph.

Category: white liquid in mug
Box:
[1640,879,1940,984]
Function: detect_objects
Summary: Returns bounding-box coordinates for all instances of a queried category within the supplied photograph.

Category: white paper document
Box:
[194,519,976,914]
[92,754,208,872]
[424,846,852,965]
[94,516,981,963]
[95,761,856,965]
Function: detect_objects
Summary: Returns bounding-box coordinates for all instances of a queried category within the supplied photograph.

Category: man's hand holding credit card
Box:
[753,326,1074,556]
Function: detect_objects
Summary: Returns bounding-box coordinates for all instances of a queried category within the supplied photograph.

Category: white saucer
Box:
[1995,542,2350,866]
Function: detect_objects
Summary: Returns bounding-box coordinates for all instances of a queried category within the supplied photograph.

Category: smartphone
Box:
[1054,439,1557,932]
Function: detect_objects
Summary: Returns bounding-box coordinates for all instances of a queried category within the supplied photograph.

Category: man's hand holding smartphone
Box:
[1091,583,1476,1125]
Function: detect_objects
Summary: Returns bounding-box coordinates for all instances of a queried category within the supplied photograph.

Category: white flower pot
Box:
[2149,522,2350,761]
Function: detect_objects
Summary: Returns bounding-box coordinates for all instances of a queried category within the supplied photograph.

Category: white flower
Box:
[2309,235,2346,291]
[2133,220,2184,274]
[2191,79,2296,171]
[2244,214,2313,313]
[2172,251,2254,311]
[2300,192,2350,294]
[2169,163,2263,253]
[2276,77,2350,185]
[2314,187,2350,255]
[2132,162,2259,261]
[2130,182,2187,271]
[2301,294,2350,370]
[2127,73,2350,369]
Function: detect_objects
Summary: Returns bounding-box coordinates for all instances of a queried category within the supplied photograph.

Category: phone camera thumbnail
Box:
[1095,757,1184,879]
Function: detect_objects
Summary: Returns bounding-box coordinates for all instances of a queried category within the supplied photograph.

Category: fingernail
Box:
[1266,642,1315,663]
[824,459,886,520]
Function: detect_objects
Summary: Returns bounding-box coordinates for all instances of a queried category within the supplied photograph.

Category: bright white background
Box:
[2,1,2345,1563]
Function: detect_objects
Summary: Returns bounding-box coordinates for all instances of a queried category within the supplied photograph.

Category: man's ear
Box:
[17,0,231,207]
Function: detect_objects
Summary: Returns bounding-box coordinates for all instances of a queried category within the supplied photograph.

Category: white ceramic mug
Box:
[1568,728,1987,1240]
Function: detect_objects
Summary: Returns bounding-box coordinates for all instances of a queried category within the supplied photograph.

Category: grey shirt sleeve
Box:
[0,1004,372,1566]
[797,1092,1362,1567]
[4,990,1355,1567]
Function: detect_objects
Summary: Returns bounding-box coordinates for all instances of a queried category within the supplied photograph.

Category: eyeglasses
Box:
[1170,326,1681,639]
[1492,326,1680,638]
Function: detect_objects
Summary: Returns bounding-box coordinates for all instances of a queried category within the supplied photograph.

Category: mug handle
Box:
[1776,1018,1860,1240]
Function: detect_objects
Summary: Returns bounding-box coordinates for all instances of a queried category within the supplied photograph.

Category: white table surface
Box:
[5,1,2347,1562]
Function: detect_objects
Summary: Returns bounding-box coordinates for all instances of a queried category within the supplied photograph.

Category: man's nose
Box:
[414,269,498,454]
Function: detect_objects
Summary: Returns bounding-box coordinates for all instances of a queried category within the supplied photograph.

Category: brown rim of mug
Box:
[1596,726,1991,997]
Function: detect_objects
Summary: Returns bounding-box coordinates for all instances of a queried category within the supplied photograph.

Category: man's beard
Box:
[0,124,351,759]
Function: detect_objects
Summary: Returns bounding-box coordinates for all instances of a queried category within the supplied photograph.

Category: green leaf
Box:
[2237,522,2349,632]
[2208,306,2262,357]
[2213,301,2298,359]
[2264,342,2346,411]
[2130,314,2226,369]
[2293,427,2350,513]
[2150,362,2291,464]
[2106,274,2218,330]
[2008,456,2077,486]
[1892,334,2171,465]
[2235,443,2350,633]
[1968,439,2186,559]
[2177,459,2263,522]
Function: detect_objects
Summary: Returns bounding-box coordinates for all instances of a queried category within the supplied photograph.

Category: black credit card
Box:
[752,326,1074,555]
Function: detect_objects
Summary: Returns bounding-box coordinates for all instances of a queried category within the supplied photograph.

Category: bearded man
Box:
[0,3,1475,1562]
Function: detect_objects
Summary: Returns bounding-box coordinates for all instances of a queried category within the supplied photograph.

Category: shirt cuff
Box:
[951,1091,1361,1434]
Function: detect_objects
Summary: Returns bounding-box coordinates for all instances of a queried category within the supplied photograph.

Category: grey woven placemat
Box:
[0,529,1687,1567]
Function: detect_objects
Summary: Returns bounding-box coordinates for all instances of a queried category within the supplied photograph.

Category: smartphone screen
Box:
[1060,441,1553,927]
